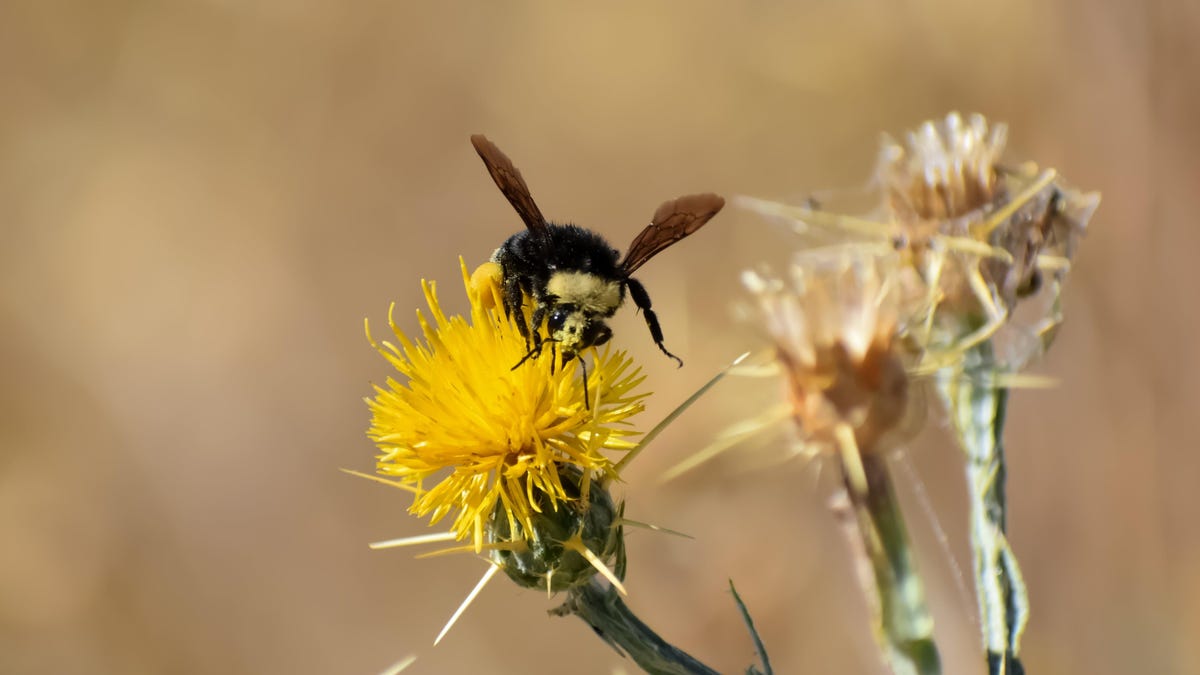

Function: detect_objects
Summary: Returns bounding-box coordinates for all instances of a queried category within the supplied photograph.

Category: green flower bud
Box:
[487,467,626,593]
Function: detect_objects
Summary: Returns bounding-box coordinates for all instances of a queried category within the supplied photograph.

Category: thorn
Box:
[369,531,457,549]
[563,534,627,596]
[434,563,500,646]
[340,469,420,494]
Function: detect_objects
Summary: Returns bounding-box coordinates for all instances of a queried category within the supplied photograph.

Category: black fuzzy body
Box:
[494,223,624,298]
[492,223,627,354]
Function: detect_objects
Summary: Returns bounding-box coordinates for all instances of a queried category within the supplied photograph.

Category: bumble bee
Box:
[471,134,724,369]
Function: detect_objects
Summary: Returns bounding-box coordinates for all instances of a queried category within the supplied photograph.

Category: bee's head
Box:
[549,305,612,357]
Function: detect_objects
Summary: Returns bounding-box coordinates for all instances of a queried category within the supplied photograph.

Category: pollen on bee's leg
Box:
[469,261,504,310]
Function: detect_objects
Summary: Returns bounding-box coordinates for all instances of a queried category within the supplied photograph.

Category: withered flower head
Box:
[876,111,1100,329]
[743,251,912,453]
[877,111,1007,223]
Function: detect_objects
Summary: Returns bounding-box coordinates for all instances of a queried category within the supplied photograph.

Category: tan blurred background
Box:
[2,1,1197,674]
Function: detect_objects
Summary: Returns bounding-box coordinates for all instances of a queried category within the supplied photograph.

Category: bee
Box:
[471,134,724,370]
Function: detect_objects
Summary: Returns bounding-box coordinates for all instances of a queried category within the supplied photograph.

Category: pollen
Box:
[364,259,648,552]
[468,260,503,310]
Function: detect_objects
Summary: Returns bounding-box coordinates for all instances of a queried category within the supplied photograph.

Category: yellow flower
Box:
[365,259,647,552]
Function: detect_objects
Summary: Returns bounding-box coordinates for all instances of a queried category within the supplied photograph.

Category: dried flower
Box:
[743,250,912,454]
[877,112,1097,320]
[741,112,1100,368]
[742,249,941,674]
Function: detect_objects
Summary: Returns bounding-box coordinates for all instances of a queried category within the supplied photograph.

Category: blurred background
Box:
[2,1,1197,673]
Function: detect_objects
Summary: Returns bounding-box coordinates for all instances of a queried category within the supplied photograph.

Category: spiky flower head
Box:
[741,112,1100,369]
[365,260,647,552]
[877,111,1007,223]
[876,111,1099,323]
[743,250,912,453]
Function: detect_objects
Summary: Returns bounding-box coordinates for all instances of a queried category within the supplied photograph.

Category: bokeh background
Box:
[3,1,1198,674]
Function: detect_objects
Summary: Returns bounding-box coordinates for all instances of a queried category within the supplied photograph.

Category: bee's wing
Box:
[471,135,548,235]
[620,193,725,274]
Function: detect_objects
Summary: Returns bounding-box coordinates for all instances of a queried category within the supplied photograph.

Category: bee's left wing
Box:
[620,193,725,274]
[471,134,549,236]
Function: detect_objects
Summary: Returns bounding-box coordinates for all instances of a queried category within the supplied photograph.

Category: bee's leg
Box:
[578,355,590,410]
[511,304,555,371]
[626,277,683,367]
[592,325,613,347]
[512,347,536,369]
[503,273,532,345]
[529,303,548,350]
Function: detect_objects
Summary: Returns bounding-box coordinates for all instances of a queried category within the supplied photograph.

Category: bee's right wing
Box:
[621,193,725,274]
[471,135,548,235]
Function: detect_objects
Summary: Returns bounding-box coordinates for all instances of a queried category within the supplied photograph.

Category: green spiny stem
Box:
[936,342,1028,675]
[838,436,942,675]
[559,579,719,675]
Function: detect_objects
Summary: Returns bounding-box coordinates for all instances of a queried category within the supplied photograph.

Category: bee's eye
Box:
[548,308,569,332]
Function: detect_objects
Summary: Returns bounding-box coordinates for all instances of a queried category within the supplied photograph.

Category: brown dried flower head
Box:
[878,111,1007,223]
[744,251,912,453]
[738,111,1100,370]
[876,112,1099,326]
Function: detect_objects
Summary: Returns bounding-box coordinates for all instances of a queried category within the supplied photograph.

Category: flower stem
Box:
[835,426,942,675]
[936,342,1028,675]
[559,579,719,675]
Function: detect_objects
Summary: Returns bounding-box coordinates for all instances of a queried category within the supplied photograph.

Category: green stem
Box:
[936,342,1027,675]
[838,443,942,675]
[560,579,719,675]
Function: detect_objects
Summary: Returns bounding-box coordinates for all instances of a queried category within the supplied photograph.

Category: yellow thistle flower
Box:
[365,259,648,553]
